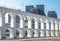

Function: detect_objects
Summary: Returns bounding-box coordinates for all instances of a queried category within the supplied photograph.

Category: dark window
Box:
[16,30,19,37]
[8,15,11,23]
[16,15,20,23]
[5,29,10,38]
[32,19,35,29]
[24,17,28,28]
[39,22,41,29]
[25,31,27,37]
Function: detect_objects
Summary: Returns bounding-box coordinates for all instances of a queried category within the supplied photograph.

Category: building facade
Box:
[36,5,44,12]
[26,5,45,16]
[48,11,57,18]
[0,6,60,39]
[26,5,34,12]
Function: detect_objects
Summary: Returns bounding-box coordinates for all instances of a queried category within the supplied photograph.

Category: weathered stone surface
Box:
[0,37,60,41]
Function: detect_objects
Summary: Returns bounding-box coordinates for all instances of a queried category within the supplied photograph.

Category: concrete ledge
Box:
[0,37,60,41]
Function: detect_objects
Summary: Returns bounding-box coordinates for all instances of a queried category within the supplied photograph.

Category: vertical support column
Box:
[44,23,46,37]
[5,14,8,23]
[55,23,58,30]
[0,12,2,39]
[10,32,14,39]
[55,23,59,36]
[27,30,31,37]
[51,22,54,30]
[20,17,24,28]
[46,23,49,30]
[40,30,44,37]
[40,21,44,37]
[10,15,16,38]
[51,22,54,36]
[0,13,2,27]
[41,21,44,30]
[34,30,38,37]
[35,20,38,29]
[55,31,58,36]
[49,22,51,36]
[46,31,49,37]
[59,23,60,30]
[1,12,5,39]
[58,23,60,36]
[46,22,49,36]
[28,18,32,29]
[19,30,23,38]
[11,16,16,28]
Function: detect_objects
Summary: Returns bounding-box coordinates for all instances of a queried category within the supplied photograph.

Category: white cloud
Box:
[0,0,25,11]
[0,0,21,9]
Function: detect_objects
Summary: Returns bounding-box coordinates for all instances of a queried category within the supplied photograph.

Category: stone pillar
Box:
[28,18,32,29]
[49,22,51,36]
[41,21,44,29]
[20,17,24,28]
[51,22,55,36]
[0,13,2,27]
[46,31,49,37]
[51,22,54,30]
[51,31,54,36]
[46,23,49,30]
[19,31,23,38]
[0,13,2,39]
[1,12,5,39]
[40,21,44,37]
[35,20,38,29]
[11,15,16,28]
[10,32,14,39]
[59,23,60,30]
[46,22,49,36]
[27,30,32,37]
[10,15,16,38]
[40,30,44,37]
[5,14,8,23]
[55,22,59,36]
[34,30,38,37]
[55,31,58,36]
[58,23,60,36]
[55,23,58,30]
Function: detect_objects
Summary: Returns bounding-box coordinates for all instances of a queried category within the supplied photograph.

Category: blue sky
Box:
[0,0,60,18]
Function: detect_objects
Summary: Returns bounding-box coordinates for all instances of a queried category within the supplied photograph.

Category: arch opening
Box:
[5,29,11,39]
[32,18,35,29]
[24,17,28,28]
[5,13,12,24]
[16,15,20,28]
[25,31,27,38]
[38,20,41,29]
[16,30,20,38]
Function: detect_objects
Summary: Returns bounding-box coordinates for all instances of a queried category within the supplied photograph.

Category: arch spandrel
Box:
[39,18,43,22]
[34,30,38,34]
[44,19,49,23]
[17,29,22,33]
[32,17,37,21]
[17,14,22,18]
[54,21,58,24]
[5,13,13,17]
[59,22,60,24]
[27,30,30,32]
[25,16,30,20]
[5,28,13,33]
[49,20,54,24]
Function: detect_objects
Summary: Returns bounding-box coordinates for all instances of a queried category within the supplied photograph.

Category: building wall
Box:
[0,7,60,39]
